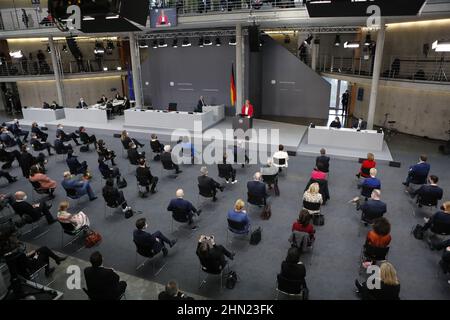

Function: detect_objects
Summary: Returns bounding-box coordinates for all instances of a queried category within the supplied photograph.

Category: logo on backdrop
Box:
[66,265,81,290]
[366,265,381,290]
[366,5,381,28]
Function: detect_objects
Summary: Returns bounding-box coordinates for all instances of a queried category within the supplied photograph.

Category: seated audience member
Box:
[353,189,387,223]
[11,191,56,226]
[78,126,97,146]
[316,148,330,173]
[136,158,159,194]
[150,134,164,158]
[30,133,53,156]
[261,158,279,195]
[366,217,391,248]
[57,200,90,230]
[66,150,88,175]
[167,189,201,229]
[127,142,145,165]
[329,117,342,129]
[272,144,289,171]
[19,145,44,178]
[77,98,88,109]
[279,247,307,288]
[158,280,194,300]
[198,166,224,202]
[31,122,48,141]
[422,201,450,234]
[218,153,237,184]
[96,139,116,166]
[121,130,144,149]
[410,175,443,207]
[357,153,376,179]
[196,234,234,273]
[84,251,127,300]
[0,146,20,169]
[403,154,430,187]
[102,179,133,215]
[54,135,73,154]
[355,262,400,300]
[11,119,29,143]
[360,168,381,193]
[311,167,327,181]
[0,127,22,148]
[161,145,182,174]
[133,218,177,257]
[0,170,17,184]
[14,246,66,278]
[227,199,250,233]
[292,209,315,245]
[247,172,269,205]
[56,124,81,146]
[98,156,124,186]
[61,171,97,201]
[29,165,56,197]
[302,183,323,215]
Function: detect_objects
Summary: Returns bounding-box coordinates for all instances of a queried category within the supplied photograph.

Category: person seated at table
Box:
[316,148,330,173]
[136,158,158,194]
[51,101,60,109]
[56,124,81,146]
[102,178,133,215]
[11,190,56,226]
[122,96,130,110]
[61,171,97,201]
[198,166,224,202]
[14,246,67,279]
[30,133,54,156]
[29,165,56,198]
[31,122,48,142]
[292,209,315,245]
[196,95,206,113]
[311,167,327,181]
[218,153,237,184]
[42,101,50,109]
[279,247,307,289]
[161,145,182,174]
[366,217,391,248]
[78,126,97,147]
[422,201,450,234]
[0,127,22,148]
[227,199,250,233]
[360,168,381,191]
[127,142,145,165]
[272,144,289,172]
[410,175,443,206]
[402,154,430,187]
[121,130,144,149]
[0,146,20,169]
[167,189,201,229]
[77,97,88,109]
[352,117,368,130]
[11,119,29,143]
[158,280,194,300]
[329,117,342,129]
[352,189,387,224]
[196,234,234,273]
[355,262,400,300]
[114,92,123,100]
[19,145,46,178]
[66,150,88,175]
[357,152,376,179]
[133,218,177,257]
[96,139,116,166]
[57,200,90,230]
[98,94,108,104]
[54,135,73,154]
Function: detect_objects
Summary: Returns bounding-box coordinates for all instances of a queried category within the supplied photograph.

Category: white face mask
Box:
[23,195,27,201]
[59,126,63,130]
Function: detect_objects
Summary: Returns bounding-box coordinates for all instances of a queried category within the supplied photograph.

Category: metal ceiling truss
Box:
[137,29,246,40]
[263,26,361,34]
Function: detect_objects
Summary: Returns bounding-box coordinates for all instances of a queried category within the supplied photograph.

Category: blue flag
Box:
[127,64,135,101]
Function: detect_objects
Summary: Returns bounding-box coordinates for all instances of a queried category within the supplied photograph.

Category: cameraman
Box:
[196,235,235,273]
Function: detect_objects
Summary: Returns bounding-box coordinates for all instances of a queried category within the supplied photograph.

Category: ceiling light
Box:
[182,38,191,47]
[105,15,120,20]
[215,37,221,46]
[103,67,108,71]
[229,37,236,45]
[158,39,167,48]
[432,40,450,52]
[364,33,372,46]
[82,16,95,21]
[116,66,122,71]
[334,35,341,47]
[172,38,178,48]
[344,41,360,49]
[152,40,158,48]
[9,50,23,58]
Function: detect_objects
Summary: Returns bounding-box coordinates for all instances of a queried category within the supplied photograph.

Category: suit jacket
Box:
[161,151,175,167]
[198,175,220,191]
[77,101,88,109]
[217,163,234,178]
[241,104,254,117]
[56,128,71,140]
[18,152,36,177]
[247,180,267,199]
[196,99,206,112]
[316,155,330,172]
[409,162,431,185]
[84,266,123,300]
[121,136,132,149]
[413,185,443,206]
[127,148,142,165]
[136,165,154,185]
[102,185,122,206]
[66,156,84,174]
[133,229,161,255]
[359,199,387,222]
[54,139,69,154]
[0,133,16,147]
[167,198,196,216]
[196,243,227,273]
[329,120,341,129]
[11,200,41,221]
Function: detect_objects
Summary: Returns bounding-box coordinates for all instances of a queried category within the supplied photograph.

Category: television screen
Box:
[150,8,177,28]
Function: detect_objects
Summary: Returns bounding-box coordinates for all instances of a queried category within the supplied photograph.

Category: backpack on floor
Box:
[124,209,134,219]
[250,227,262,245]
[80,145,90,152]
[261,204,272,220]
[225,271,238,289]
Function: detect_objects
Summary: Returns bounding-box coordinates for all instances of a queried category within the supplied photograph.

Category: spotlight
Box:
[204,38,212,46]
[344,41,360,49]
[46,45,51,53]
[172,38,178,48]
[334,35,341,47]
[364,33,372,46]
[215,37,221,46]
[62,45,68,53]
[139,41,149,48]
[198,37,204,47]
[229,37,236,45]
[158,39,167,48]
[152,40,158,48]
[116,66,122,71]
[182,38,191,47]
[304,35,313,45]
[103,67,108,71]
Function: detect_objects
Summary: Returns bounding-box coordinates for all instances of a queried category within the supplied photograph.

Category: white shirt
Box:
[272,151,289,167]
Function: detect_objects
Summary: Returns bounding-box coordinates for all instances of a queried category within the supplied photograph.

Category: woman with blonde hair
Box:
[302,183,323,215]
[57,200,90,230]
[355,262,400,300]
[227,199,250,233]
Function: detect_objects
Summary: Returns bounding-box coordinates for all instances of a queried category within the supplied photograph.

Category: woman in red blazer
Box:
[241,99,254,118]
[358,152,376,178]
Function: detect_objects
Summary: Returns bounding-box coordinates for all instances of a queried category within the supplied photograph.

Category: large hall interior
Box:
[0,0,449,301]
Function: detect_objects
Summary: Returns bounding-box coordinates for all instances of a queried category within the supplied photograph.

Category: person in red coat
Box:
[157,10,170,26]
[241,99,254,118]
[357,152,376,178]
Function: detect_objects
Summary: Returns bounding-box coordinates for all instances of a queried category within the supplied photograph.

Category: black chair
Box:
[276,274,308,300]
[29,180,52,202]
[430,221,450,238]
[136,175,149,198]
[104,201,121,218]
[226,218,250,243]
[59,221,88,251]
[79,132,95,151]
[361,184,375,199]
[133,240,167,276]
[170,208,192,233]
[198,261,228,291]
[64,187,83,208]
[359,243,389,275]
[82,287,126,300]
[161,158,178,178]
[197,184,215,207]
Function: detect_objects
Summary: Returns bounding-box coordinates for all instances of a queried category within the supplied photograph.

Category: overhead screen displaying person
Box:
[151,8,177,28]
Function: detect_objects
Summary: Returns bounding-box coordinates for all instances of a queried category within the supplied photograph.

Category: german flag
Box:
[230,63,236,106]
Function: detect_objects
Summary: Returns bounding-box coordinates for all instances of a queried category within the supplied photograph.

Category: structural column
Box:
[48,36,64,107]
[235,24,244,115]
[311,38,319,71]
[367,23,386,130]
[129,33,143,109]
[335,79,341,110]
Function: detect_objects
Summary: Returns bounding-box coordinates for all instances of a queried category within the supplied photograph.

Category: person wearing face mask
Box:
[10,190,56,227]
[0,127,22,148]
[56,124,81,146]
[77,98,88,109]
[133,218,177,257]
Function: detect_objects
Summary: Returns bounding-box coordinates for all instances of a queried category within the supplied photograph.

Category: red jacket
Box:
[360,160,376,178]
[241,103,254,117]
[157,14,169,25]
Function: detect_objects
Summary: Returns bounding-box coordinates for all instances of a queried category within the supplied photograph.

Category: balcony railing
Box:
[0,59,124,77]
[318,55,450,83]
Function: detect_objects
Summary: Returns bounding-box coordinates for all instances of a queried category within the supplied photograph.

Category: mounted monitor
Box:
[168,103,178,111]
[150,8,177,28]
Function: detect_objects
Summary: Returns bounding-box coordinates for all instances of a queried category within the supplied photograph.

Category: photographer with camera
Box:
[196,235,235,274]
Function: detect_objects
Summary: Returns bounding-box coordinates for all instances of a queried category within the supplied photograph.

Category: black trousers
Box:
[0,170,15,182]
[143,176,158,192]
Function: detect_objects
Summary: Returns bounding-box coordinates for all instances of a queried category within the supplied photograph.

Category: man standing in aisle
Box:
[341,90,350,116]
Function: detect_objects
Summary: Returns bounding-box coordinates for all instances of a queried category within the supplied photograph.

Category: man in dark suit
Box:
[11,191,56,226]
[158,280,194,300]
[84,251,127,300]
[161,145,182,174]
[133,218,177,257]
[66,150,88,175]
[353,189,387,223]
[329,117,342,129]
[30,133,53,156]
[316,148,330,173]
[31,122,48,141]
[410,175,443,206]
[217,154,237,184]
[247,172,269,204]
[341,90,350,115]
[56,124,81,145]
[127,142,145,165]
[403,154,431,187]
[198,166,224,201]
[195,96,206,113]
[0,127,21,148]
[54,136,73,154]
[352,117,367,130]
[167,189,201,229]
[11,119,29,143]
[136,158,158,194]
[77,98,88,109]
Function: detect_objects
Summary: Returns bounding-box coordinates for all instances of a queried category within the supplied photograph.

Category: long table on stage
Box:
[124,105,225,132]
[22,107,65,122]
[64,107,108,124]
[307,126,384,151]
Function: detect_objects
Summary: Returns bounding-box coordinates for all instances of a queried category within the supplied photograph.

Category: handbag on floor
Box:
[117,178,127,189]
[413,224,424,240]
[261,204,272,220]
[313,214,325,226]
[250,227,262,245]
[85,230,102,248]
[225,271,238,289]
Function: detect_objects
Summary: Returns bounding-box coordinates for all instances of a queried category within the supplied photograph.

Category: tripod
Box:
[430,54,448,82]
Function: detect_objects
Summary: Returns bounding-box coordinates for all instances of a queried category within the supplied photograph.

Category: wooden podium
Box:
[233,115,253,131]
